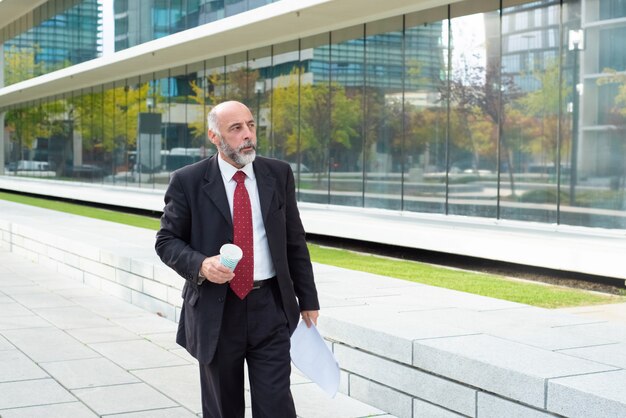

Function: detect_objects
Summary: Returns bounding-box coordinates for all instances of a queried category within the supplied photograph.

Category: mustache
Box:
[237,140,256,152]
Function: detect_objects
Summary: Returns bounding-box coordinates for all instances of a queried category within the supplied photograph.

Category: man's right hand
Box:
[199,256,235,284]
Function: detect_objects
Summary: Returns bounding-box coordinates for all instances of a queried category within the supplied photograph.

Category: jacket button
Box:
[218,297,224,303]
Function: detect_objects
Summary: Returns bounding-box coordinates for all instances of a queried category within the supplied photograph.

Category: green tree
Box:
[516,60,570,172]
[4,46,48,161]
[269,69,361,175]
[597,68,626,121]
[4,45,42,85]
[70,83,151,154]
[188,67,262,144]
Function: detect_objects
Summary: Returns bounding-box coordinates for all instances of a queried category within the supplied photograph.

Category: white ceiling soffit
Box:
[0,0,48,32]
[0,0,458,108]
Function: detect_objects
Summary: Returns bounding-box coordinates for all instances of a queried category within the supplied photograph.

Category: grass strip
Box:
[0,190,621,308]
[308,245,620,308]
[0,191,161,230]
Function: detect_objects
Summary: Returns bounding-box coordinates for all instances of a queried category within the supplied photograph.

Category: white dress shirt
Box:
[218,155,276,281]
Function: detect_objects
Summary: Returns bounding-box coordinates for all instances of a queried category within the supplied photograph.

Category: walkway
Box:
[0,248,390,417]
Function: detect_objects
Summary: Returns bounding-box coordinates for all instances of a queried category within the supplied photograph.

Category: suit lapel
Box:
[201,155,232,227]
[254,158,276,222]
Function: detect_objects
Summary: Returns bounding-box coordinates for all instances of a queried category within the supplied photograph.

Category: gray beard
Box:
[218,137,256,166]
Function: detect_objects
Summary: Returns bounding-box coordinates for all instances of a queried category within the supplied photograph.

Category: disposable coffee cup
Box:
[220,244,243,270]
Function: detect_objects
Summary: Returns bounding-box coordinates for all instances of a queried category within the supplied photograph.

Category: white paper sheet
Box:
[290,321,340,397]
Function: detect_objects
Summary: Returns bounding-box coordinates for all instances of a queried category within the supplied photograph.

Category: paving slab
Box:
[0,402,98,418]
[32,306,114,330]
[548,369,626,418]
[72,382,178,415]
[131,364,201,413]
[0,302,34,317]
[0,334,12,350]
[291,381,389,418]
[559,342,626,369]
[319,306,476,364]
[0,314,51,330]
[412,334,618,408]
[40,357,140,389]
[103,407,198,418]
[65,325,142,344]
[88,339,190,370]
[2,327,99,363]
[0,349,48,382]
[70,294,150,319]
[334,344,475,416]
[0,378,76,409]
[109,314,179,335]
[401,306,615,351]
[8,291,75,309]
[477,392,556,417]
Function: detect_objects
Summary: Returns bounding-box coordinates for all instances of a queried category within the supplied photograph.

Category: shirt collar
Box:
[217,153,255,182]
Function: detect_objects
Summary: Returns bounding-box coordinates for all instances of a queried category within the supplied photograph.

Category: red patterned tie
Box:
[230,171,254,299]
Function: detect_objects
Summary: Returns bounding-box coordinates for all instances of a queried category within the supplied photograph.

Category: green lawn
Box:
[0,190,622,308]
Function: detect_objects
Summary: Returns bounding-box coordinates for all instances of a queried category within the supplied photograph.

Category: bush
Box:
[518,188,568,203]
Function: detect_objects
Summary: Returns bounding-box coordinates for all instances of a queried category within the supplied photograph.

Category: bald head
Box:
[207,100,257,168]
[207,101,253,136]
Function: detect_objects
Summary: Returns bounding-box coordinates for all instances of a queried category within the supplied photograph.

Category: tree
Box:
[269,68,361,175]
[443,59,522,195]
[188,67,262,144]
[4,46,48,162]
[70,83,151,154]
[4,45,42,86]
[516,59,570,174]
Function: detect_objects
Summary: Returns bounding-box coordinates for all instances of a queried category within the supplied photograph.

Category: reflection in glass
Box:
[447,10,500,218]
[403,13,448,214]
[2,0,626,230]
[574,0,626,228]
[296,35,332,204]
[364,20,404,210]
[327,28,365,208]
[499,1,561,223]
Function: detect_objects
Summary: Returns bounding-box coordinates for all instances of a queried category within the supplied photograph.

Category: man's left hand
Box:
[301,310,319,328]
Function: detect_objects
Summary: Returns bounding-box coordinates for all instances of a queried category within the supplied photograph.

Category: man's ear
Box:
[208,130,219,146]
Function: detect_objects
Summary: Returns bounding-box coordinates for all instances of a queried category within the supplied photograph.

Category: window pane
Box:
[500,1,561,223]
[570,0,626,228]
[447,10,500,218]
[249,47,270,158]
[327,26,365,208]
[298,34,331,204]
[403,11,448,214]
[364,18,404,210]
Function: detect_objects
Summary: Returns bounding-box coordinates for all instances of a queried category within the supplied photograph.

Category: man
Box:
[155,100,320,417]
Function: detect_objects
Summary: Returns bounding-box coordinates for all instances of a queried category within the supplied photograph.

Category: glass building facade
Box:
[2,0,626,230]
[1,0,102,86]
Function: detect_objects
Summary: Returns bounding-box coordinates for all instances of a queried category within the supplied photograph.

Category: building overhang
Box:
[0,0,459,109]
[0,0,48,32]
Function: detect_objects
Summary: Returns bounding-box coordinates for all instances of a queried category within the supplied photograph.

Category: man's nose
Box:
[243,124,255,138]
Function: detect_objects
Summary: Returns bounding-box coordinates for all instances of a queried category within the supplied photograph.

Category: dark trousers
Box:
[199,280,295,418]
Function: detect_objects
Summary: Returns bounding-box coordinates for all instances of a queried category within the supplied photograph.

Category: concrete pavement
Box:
[0,248,391,417]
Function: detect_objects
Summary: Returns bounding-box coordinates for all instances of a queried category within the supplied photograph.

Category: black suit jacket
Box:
[155,155,319,364]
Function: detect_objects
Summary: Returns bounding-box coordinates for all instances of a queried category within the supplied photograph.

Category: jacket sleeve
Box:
[155,171,206,283]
